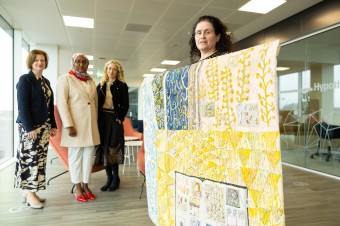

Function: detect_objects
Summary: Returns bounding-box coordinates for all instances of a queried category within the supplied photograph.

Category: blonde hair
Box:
[99,59,125,86]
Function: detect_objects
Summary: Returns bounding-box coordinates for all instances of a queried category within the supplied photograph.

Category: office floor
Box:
[0,151,153,226]
[1,151,340,226]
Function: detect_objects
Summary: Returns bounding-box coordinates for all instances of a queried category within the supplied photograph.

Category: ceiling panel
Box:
[128,12,162,25]
[132,0,170,15]
[209,0,249,9]
[173,0,208,6]
[97,0,134,11]
[164,3,202,19]
[200,7,235,20]
[95,9,130,22]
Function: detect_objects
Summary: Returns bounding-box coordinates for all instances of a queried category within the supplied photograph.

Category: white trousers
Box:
[68,146,95,184]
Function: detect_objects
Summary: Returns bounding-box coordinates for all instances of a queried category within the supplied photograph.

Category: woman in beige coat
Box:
[57,53,100,202]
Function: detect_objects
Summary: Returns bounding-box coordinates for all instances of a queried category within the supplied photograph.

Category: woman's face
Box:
[194,21,220,54]
[73,55,89,73]
[107,63,118,80]
[32,54,46,72]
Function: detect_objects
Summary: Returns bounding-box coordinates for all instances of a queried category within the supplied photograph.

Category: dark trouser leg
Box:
[101,164,113,191]
[108,164,120,191]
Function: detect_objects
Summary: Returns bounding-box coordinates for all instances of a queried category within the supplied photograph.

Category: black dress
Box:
[97,81,129,165]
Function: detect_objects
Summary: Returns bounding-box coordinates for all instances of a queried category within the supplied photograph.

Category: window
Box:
[278,25,340,176]
[333,65,340,108]
[278,71,310,115]
[0,16,14,164]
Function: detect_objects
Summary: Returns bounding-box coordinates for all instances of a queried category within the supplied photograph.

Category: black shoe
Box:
[100,177,113,191]
[108,177,120,192]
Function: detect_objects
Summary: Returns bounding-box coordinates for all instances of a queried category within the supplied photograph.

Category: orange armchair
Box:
[123,117,143,140]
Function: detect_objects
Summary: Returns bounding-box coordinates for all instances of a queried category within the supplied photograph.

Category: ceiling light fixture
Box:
[86,55,94,60]
[161,60,180,65]
[143,74,155,78]
[88,65,93,69]
[63,16,94,28]
[151,68,167,72]
[277,67,290,71]
[239,0,286,14]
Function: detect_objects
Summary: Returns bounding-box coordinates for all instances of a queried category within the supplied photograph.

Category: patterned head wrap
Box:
[70,52,91,81]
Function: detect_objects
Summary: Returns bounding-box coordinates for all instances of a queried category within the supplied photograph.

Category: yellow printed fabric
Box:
[142,40,284,226]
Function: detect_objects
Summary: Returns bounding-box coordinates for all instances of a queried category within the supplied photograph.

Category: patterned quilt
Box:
[142,40,284,226]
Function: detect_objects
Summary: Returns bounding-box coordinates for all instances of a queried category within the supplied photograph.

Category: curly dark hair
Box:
[189,15,233,63]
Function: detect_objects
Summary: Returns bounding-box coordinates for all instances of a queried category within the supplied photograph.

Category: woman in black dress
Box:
[97,59,129,191]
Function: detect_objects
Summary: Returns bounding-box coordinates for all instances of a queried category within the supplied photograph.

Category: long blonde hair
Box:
[99,59,126,86]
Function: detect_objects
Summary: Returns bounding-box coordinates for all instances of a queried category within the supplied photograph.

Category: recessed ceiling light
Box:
[161,60,180,65]
[277,67,290,71]
[86,55,93,60]
[151,68,167,72]
[63,16,94,28]
[143,74,155,78]
[239,0,286,14]
[88,71,93,75]
[88,65,93,69]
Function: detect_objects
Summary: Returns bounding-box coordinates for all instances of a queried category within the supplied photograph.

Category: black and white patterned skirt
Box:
[14,122,51,191]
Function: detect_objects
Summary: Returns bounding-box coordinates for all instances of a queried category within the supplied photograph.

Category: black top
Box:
[97,80,129,122]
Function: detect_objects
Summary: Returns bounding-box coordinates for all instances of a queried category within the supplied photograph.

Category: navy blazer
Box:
[16,70,57,132]
[97,80,129,122]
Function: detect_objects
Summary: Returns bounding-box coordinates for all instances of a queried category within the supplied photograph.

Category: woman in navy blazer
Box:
[14,49,57,209]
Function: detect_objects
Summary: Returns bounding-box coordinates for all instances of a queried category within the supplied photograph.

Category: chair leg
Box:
[139,171,146,199]
[123,146,132,174]
[311,139,321,159]
[132,146,135,162]
[123,158,126,174]
[47,170,68,185]
[326,145,331,162]
[70,184,75,194]
[50,156,58,164]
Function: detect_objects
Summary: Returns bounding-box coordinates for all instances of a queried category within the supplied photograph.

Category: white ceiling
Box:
[0,0,323,87]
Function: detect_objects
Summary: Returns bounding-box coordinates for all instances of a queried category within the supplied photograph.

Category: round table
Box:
[124,136,139,141]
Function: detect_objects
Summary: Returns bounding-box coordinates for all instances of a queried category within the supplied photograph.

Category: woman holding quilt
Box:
[189,15,233,63]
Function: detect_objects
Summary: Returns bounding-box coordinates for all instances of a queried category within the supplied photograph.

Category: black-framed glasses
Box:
[74,60,89,65]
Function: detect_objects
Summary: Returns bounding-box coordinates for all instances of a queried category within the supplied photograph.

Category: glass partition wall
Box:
[0,16,14,165]
[278,25,340,177]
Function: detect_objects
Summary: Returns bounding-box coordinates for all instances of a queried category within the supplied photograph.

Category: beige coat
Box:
[56,73,100,147]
